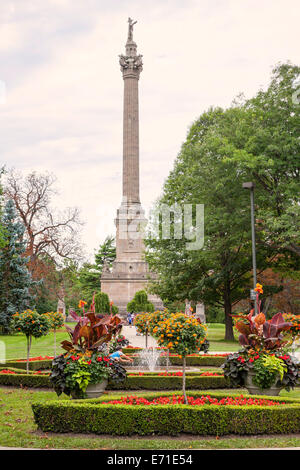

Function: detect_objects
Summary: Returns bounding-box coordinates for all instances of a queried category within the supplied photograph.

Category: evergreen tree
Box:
[127,290,155,313]
[0,200,36,333]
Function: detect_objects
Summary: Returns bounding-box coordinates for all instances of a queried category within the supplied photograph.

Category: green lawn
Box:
[0,323,240,361]
[1,323,297,361]
[0,386,300,450]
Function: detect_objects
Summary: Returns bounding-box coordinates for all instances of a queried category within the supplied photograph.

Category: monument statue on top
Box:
[128,17,137,41]
[101,19,163,315]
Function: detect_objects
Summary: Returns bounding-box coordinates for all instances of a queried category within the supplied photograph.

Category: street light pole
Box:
[243,182,258,315]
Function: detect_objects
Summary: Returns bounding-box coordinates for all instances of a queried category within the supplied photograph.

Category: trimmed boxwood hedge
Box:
[32,390,300,436]
[0,372,51,388]
[0,369,229,390]
[130,355,226,367]
[108,374,229,390]
[5,359,53,371]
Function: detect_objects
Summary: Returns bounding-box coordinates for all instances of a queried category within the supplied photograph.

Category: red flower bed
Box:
[101,394,285,406]
[128,371,223,377]
[132,352,229,358]
[16,356,53,362]
[0,369,17,374]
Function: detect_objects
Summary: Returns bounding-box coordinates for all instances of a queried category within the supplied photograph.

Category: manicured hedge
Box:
[130,355,226,367]
[32,390,300,436]
[0,372,51,388]
[108,374,229,390]
[5,359,53,371]
[0,370,229,390]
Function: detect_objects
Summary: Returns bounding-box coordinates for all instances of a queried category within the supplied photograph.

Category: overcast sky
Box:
[1,0,299,261]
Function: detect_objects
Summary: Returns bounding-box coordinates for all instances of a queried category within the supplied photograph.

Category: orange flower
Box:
[254,283,263,294]
[78,300,87,308]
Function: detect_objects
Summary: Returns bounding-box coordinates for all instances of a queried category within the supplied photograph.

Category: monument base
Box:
[101,261,163,315]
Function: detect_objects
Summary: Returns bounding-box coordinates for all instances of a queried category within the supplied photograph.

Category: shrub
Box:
[32,390,300,436]
[127,290,154,314]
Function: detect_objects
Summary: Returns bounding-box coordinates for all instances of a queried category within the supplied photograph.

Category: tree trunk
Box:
[224,283,234,341]
[166,349,169,372]
[182,356,188,405]
[54,329,56,357]
[26,335,32,374]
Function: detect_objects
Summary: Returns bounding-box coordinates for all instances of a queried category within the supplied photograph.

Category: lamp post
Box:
[243,182,258,315]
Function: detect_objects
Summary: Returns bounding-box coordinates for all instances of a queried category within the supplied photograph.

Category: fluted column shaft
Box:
[123,75,140,203]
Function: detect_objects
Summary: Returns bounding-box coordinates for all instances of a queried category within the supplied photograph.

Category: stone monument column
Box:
[101,18,163,314]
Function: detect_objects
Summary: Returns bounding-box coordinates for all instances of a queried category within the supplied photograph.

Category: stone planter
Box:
[85,379,108,399]
[71,380,108,399]
[244,370,282,396]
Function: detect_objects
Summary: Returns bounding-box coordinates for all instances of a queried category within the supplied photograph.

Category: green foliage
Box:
[61,236,116,312]
[145,62,300,342]
[108,374,228,391]
[50,351,126,398]
[222,351,300,391]
[127,290,154,313]
[94,292,118,314]
[11,310,51,339]
[5,359,52,371]
[32,391,300,436]
[0,200,36,333]
[253,356,287,389]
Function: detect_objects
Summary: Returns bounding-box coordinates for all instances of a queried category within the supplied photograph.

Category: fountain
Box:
[138,347,161,371]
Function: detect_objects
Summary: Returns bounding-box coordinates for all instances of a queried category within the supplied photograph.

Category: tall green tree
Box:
[228,63,300,264]
[0,200,36,332]
[146,63,299,340]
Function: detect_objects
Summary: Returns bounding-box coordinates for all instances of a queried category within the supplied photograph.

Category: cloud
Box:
[1,0,299,259]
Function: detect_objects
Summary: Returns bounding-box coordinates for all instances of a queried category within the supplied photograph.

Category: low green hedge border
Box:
[5,359,52,371]
[0,370,229,390]
[32,390,300,436]
[0,372,51,388]
[108,375,229,390]
[130,355,226,367]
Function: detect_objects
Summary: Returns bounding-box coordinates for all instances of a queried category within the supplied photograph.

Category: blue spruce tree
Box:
[0,199,35,333]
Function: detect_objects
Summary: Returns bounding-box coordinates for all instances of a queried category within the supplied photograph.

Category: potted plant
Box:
[50,308,127,398]
[222,284,300,395]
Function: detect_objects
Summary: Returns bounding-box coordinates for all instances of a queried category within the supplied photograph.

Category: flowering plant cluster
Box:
[134,312,153,335]
[51,349,126,398]
[12,310,51,338]
[283,314,300,339]
[0,369,17,374]
[109,334,129,353]
[100,394,285,407]
[223,284,300,391]
[43,311,64,330]
[153,313,207,358]
[51,309,127,398]
[222,350,299,391]
[146,309,171,335]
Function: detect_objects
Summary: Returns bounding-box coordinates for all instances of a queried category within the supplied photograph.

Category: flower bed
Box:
[101,394,285,407]
[32,390,300,436]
